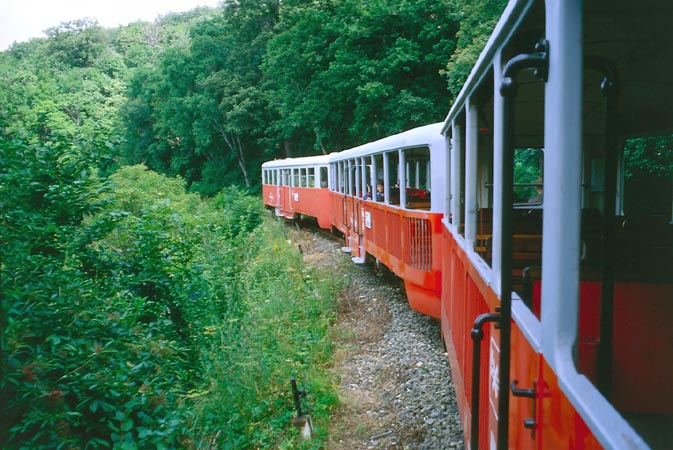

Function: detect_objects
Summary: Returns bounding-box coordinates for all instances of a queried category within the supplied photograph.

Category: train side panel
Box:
[262,183,281,210]
[288,186,332,229]
[362,202,443,317]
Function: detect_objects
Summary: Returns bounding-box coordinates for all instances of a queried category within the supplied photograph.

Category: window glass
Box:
[387,151,400,205]
[308,168,315,187]
[513,148,544,205]
[320,167,328,188]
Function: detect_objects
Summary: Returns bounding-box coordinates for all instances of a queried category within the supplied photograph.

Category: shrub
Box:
[1,137,338,448]
[191,219,342,449]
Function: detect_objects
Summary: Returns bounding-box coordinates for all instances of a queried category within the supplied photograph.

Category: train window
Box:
[387,151,400,205]
[404,147,432,210]
[623,135,673,218]
[471,70,495,265]
[513,148,544,206]
[338,162,345,194]
[346,160,354,196]
[373,154,384,202]
[353,159,361,197]
[330,164,336,191]
[453,113,466,236]
[320,167,328,188]
[299,168,306,187]
[362,156,376,200]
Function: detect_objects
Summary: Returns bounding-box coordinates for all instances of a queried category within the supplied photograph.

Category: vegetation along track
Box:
[290,219,465,449]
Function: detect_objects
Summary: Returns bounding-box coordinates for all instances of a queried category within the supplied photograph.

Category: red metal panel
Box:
[262,184,280,208]
[577,282,601,384]
[464,276,493,450]
[372,207,386,249]
[387,211,402,259]
[289,187,333,229]
[564,280,673,413]
[539,361,602,450]
[612,283,673,413]
[330,192,347,234]
[509,321,540,450]
[441,230,470,438]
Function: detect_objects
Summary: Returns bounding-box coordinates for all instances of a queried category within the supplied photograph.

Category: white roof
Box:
[261,154,331,169]
[328,122,445,162]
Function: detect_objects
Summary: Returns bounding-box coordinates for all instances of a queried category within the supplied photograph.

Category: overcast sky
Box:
[1,0,222,51]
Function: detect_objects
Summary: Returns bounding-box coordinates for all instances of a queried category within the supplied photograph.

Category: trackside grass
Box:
[191,218,343,449]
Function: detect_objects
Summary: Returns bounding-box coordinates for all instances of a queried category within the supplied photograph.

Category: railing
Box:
[404,217,432,270]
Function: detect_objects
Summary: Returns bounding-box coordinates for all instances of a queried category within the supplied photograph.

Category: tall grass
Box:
[192,219,342,449]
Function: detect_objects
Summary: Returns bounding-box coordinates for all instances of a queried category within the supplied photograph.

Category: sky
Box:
[0,0,222,51]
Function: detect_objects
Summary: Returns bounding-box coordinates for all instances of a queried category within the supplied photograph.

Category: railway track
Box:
[284,218,464,449]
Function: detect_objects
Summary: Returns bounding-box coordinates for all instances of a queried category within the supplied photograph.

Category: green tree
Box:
[264,0,459,155]
[121,2,278,193]
[45,19,107,69]
[443,0,507,97]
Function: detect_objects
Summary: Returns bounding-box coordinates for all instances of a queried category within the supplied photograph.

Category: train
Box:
[262,1,673,449]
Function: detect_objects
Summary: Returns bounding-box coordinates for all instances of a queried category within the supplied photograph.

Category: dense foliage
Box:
[0,1,513,195]
[0,123,340,447]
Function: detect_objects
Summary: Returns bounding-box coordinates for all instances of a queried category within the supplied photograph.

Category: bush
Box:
[191,219,342,449]
[1,138,339,448]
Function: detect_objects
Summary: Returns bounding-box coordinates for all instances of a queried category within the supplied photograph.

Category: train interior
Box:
[338,147,433,210]
[449,1,672,447]
[525,2,672,447]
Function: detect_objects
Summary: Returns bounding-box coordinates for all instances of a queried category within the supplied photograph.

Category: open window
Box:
[513,148,544,207]
[387,151,400,205]
[403,146,432,210]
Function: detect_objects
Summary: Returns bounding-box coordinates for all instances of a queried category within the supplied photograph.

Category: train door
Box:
[274,169,281,209]
[343,158,365,262]
[281,168,291,214]
[332,161,347,234]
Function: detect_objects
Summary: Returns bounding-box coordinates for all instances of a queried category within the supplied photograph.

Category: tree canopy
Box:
[0,0,514,194]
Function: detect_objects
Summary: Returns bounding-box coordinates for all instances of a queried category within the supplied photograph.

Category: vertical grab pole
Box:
[470,313,501,450]
[497,78,516,450]
[589,58,620,400]
[498,39,549,450]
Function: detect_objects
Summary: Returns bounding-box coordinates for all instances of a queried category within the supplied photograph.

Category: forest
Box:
[1,0,670,448]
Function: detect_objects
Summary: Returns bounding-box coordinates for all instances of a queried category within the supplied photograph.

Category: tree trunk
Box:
[215,122,251,187]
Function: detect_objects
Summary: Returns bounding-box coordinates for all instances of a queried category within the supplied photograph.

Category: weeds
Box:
[1,140,342,448]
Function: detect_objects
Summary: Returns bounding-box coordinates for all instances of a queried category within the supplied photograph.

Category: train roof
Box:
[329,122,445,162]
[441,0,534,134]
[442,0,673,137]
[261,154,331,169]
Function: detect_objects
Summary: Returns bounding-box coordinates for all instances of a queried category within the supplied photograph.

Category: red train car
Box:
[261,1,672,448]
[439,1,673,449]
[327,123,447,318]
[262,155,331,229]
